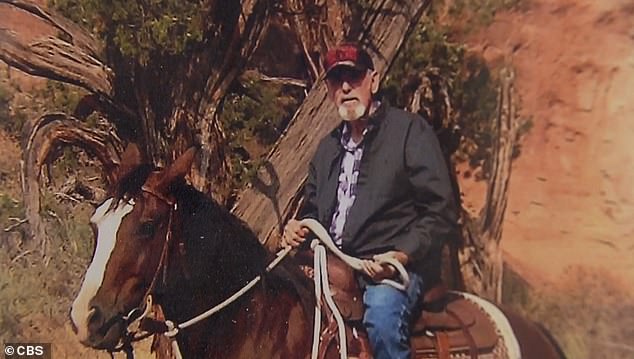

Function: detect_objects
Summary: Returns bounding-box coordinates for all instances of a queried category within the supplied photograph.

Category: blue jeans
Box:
[362,272,424,359]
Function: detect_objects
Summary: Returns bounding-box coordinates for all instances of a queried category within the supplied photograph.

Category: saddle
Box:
[297,252,499,359]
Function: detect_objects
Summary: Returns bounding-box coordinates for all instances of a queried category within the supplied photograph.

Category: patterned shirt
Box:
[329,118,375,246]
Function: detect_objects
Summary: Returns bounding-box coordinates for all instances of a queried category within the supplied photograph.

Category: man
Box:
[282,43,458,359]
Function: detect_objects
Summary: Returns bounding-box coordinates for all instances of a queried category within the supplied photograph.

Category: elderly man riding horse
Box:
[282,42,459,359]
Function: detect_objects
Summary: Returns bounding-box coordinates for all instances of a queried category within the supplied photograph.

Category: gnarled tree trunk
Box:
[458,67,519,302]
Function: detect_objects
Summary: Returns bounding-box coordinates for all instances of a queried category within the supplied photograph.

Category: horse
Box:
[69,144,565,359]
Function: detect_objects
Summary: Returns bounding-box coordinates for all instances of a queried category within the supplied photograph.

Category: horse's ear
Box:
[112,143,146,184]
[159,147,197,190]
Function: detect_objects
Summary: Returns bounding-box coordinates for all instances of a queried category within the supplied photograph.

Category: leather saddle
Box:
[296,252,499,359]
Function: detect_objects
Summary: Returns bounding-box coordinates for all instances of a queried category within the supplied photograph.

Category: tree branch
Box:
[21,113,122,253]
[279,0,349,82]
[0,0,113,95]
[0,0,102,55]
[244,69,308,88]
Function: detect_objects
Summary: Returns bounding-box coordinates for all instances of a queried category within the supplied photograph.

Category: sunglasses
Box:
[325,67,368,86]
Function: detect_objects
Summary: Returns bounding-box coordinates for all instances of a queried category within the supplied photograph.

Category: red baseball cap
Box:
[324,43,374,76]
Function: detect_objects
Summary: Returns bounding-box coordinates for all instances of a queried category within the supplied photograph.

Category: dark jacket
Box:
[299,104,458,281]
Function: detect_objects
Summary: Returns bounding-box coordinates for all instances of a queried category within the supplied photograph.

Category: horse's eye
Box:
[137,221,157,238]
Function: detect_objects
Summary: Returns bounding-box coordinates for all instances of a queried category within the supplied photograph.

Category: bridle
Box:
[107,185,177,359]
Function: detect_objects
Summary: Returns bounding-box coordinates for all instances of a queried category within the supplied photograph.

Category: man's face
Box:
[326,66,379,122]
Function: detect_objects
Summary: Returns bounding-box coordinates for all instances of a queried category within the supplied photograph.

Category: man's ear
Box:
[370,70,380,95]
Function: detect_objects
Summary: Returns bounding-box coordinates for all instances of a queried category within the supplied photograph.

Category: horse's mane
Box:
[109,164,154,209]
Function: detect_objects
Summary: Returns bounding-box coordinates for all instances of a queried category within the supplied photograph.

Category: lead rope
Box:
[152,247,292,359]
[163,246,293,336]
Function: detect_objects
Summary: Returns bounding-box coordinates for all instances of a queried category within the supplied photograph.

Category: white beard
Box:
[338,103,367,122]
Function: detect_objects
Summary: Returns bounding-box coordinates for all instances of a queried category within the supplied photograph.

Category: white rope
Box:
[163,246,293,336]
[311,246,323,359]
[299,218,410,291]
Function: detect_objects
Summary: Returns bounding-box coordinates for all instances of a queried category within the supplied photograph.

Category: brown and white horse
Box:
[70,144,565,358]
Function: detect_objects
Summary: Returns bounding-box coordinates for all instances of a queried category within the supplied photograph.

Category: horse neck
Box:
[154,186,312,357]
[158,184,269,319]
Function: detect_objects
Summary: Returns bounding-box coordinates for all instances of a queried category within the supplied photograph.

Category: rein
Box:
[112,191,409,359]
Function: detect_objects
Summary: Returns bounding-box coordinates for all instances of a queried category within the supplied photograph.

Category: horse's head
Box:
[70,144,196,349]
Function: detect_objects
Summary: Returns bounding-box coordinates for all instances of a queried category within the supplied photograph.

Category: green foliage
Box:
[383,18,500,176]
[220,74,303,190]
[456,55,499,174]
[35,81,84,114]
[50,0,205,63]
[383,19,465,103]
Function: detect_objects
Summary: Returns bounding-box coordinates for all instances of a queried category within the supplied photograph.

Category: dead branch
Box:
[4,217,28,232]
[0,0,102,55]
[244,69,308,88]
[0,0,113,95]
[21,113,122,252]
[10,249,33,263]
[480,67,517,238]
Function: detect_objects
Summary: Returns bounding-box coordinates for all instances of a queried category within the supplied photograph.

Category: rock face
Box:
[461,0,634,288]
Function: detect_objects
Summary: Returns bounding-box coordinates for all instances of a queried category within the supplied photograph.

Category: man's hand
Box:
[281,219,310,249]
[361,251,409,282]
[360,260,396,281]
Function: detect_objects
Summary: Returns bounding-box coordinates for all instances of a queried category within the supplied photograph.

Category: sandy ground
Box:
[459,0,634,290]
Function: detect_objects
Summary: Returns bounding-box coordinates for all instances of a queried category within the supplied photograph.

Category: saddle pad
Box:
[410,295,499,356]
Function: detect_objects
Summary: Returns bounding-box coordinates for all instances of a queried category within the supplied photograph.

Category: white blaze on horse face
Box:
[71,198,135,341]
